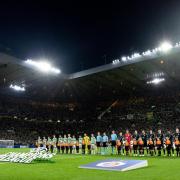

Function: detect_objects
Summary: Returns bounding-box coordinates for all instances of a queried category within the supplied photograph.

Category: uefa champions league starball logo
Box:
[96,161,125,167]
[80,159,148,171]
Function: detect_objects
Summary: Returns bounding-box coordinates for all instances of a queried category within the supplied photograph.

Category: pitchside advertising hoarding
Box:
[79,159,148,171]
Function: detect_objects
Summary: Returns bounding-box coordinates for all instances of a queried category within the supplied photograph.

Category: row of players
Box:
[36,128,180,157]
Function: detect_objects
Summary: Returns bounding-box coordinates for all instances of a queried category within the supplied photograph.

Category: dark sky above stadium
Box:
[0,0,180,73]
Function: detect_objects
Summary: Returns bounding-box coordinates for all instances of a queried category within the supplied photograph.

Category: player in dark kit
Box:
[147,137,154,156]
[141,130,147,155]
[156,129,165,155]
[174,128,180,140]
[148,130,156,155]
[138,137,144,156]
[166,130,174,156]
[125,140,130,155]
[133,138,138,156]
[132,130,139,141]
[156,137,162,156]
[117,132,124,155]
[132,130,139,156]
[148,130,155,140]
[165,137,172,156]
[174,137,180,157]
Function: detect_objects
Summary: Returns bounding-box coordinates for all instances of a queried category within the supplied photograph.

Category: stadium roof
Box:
[1,45,180,102]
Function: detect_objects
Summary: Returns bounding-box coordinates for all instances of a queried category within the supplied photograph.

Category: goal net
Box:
[0,140,14,148]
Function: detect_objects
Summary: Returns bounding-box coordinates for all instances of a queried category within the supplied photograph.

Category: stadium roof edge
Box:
[67,47,180,79]
[1,45,180,80]
[0,52,68,79]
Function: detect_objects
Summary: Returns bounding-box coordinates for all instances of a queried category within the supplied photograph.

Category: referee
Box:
[111,130,117,154]
[96,132,102,154]
[102,132,108,155]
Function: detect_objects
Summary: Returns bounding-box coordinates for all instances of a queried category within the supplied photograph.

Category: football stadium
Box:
[1,1,180,180]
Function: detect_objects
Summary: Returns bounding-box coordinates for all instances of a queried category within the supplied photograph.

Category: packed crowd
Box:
[36,128,180,157]
[0,93,180,145]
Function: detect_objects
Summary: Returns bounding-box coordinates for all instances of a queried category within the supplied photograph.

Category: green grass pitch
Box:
[0,148,180,180]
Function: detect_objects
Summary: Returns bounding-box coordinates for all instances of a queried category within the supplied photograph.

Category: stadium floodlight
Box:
[158,42,172,52]
[142,50,151,56]
[150,72,164,78]
[121,56,127,62]
[9,84,25,91]
[111,40,179,66]
[25,59,61,74]
[112,59,120,64]
[146,78,165,85]
[175,42,180,47]
[131,53,141,59]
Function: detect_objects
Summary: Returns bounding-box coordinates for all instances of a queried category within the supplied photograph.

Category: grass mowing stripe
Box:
[0,148,180,180]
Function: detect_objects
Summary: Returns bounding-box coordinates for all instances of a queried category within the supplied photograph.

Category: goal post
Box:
[0,140,14,148]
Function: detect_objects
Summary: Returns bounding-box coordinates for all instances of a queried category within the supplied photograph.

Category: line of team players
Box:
[36,128,180,157]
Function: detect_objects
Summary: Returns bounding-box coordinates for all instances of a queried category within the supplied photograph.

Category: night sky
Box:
[0,0,180,73]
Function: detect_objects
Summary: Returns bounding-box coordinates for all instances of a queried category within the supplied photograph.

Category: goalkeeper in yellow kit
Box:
[83,133,90,154]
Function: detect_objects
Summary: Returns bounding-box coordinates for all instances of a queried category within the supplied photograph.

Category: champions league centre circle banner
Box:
[79,159,148,172]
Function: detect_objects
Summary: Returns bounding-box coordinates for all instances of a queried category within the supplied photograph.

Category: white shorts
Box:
[91,144,96,150]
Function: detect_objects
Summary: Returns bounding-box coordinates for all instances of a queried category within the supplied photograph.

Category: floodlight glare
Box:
[38,62,51,72]
[121,56,127,62]
[159,42,172,52]
[9,84,25,91]
[147,78,165,85]
[25,59,61,74]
